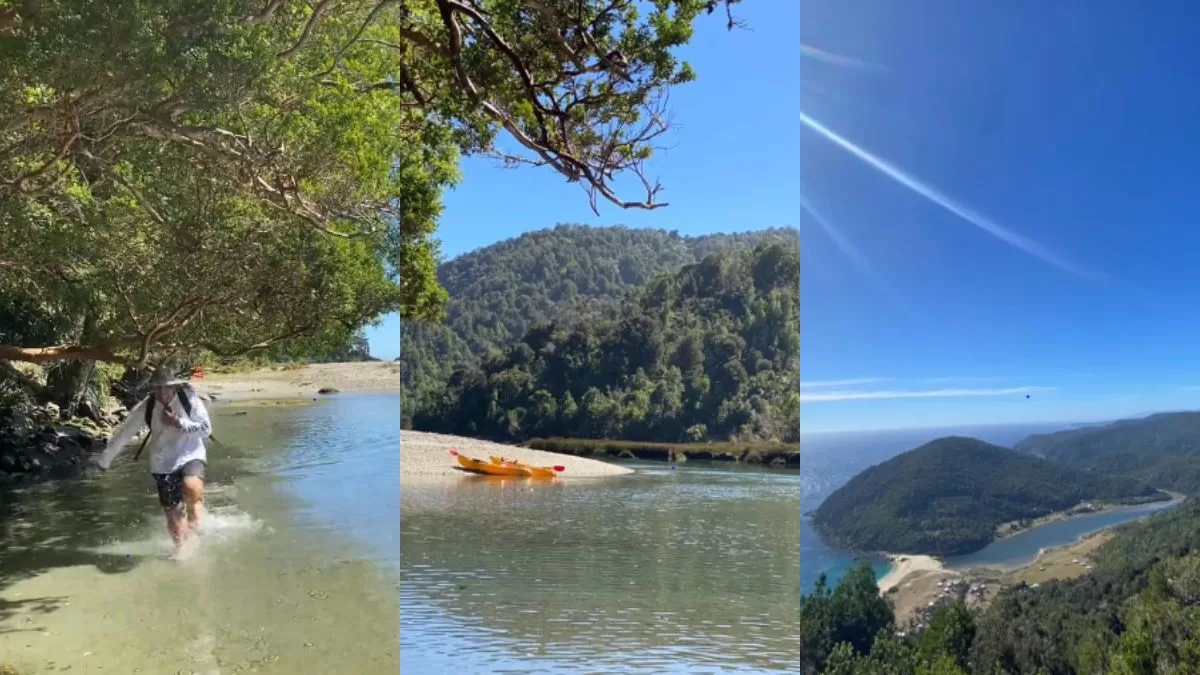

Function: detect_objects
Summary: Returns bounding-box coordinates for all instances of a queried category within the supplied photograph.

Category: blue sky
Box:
[379,1,1200,435]
[800,0,1200,431]
[369,2,801,355]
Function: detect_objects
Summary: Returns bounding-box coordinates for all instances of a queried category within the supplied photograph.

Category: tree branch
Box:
[2,131,80,192]
[317,0,398,78]
[277,0,335,59]
[248,0,289,25]
[197,323,320,357]
[0,343,128,364]
[80,150,166,225]
[431,0,676,213]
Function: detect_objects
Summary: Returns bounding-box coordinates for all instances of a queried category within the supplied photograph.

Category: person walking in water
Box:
[96,367,213,557]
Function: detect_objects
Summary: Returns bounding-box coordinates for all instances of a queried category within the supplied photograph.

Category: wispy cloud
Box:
[798,111,1100,281]
[801,377,891,389]
[800,80,851,105]
[801,44,888,72]
[801,386,1054,403]
[920,375,1018,385]
[800,193,872,275]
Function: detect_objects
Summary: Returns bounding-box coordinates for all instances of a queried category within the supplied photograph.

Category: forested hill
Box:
[410,240,800,444]
[1015,411,1200,494]
[803,499,1200,673]
[400,225,797,420]
[813,436,1167,557]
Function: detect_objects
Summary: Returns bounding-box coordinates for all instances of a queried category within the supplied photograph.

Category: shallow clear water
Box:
[0,394,802,673]
[0,394,400,673]
[400,461,802,673]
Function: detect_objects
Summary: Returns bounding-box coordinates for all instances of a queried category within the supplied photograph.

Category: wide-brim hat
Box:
[147,367,188,388]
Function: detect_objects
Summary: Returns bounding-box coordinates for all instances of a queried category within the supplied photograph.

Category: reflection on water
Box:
[400,464,802,673]
[0,394,400,673]
[0,395,800,673]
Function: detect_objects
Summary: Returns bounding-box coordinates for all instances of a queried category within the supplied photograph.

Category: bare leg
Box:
[165,505,189,555]
[183,475,206,532]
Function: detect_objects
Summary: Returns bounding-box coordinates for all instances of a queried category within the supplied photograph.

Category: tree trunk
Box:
[44,360,101,421]
[42,313,104,421]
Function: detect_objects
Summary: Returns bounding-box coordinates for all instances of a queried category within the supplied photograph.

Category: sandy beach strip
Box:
[877,554,946,594]
[191,362,631,480]
[400,430,634,481]
[883,533,1117,624]
[196,361,400,402]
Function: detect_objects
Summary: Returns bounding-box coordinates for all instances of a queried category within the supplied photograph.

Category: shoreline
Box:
[196,361,400,402]
[878,495,1185,624]
[194,363,632,481]
[879,492,1187,590]
[994,491,1180,540]
[878,533,1104,625]
[399,430,634,482]
[876,554,945,594]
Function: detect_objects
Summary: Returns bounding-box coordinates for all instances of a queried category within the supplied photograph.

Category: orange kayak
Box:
[489,456,562,480]
[453,453,531,476]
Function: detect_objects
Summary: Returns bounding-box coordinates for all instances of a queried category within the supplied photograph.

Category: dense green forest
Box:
[400,224,797,425]
[0,0,744,415]
[804,498,1200,674]
[410,238,800,444]
[813,437,1167,557]
[1016,412,1200,495]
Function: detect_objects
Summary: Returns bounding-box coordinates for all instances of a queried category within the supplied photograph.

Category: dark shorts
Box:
[152,459,206,510]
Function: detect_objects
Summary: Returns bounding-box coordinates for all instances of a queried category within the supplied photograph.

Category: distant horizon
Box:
[800,2,1200,431]
[798,407,1200,438]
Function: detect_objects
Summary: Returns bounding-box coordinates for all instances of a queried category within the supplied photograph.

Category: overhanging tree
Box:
[0,1,745,388]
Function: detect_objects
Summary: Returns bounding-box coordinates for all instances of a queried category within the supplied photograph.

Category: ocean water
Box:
[800,424,1066,594]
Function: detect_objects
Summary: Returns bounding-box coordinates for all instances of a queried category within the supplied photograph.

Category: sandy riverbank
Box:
[994,492,1179,539]
[192,363,631,481]
[400,430,634,482]
[883,532,1114,625]
[995,503,1116,539]
[196,361,400,401]
[1002,530,1112,585]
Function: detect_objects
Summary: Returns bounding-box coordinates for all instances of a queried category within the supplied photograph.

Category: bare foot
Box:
[170,537,199,561]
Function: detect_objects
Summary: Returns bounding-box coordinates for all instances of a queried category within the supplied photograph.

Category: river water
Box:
[0,393,801,673]
[400,461,802,673]
[944,499,1179,571]
[0,394,400,674]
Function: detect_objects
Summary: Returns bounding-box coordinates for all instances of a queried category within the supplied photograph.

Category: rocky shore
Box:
[0,402,119,486]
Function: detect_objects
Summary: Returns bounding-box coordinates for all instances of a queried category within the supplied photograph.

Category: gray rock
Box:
[3,405,34,437]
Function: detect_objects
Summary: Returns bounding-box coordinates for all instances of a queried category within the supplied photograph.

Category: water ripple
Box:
[400,464,800,674]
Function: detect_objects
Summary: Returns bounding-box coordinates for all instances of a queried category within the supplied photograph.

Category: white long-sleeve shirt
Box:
[98,387,212,474]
